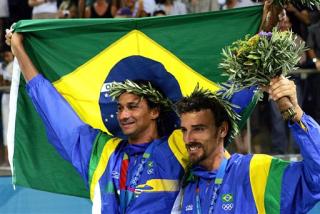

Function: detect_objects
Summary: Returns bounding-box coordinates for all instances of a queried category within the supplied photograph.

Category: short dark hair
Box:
[176,90,232,146]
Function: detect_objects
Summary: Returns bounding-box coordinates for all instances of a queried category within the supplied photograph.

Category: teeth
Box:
[189,146,198,151]
[187,144,202,152]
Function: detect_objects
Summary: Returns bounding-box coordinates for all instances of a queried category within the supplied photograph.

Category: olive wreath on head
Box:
[108,79,174,111]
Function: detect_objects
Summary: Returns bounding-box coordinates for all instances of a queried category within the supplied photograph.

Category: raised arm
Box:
[6,30,98,183]
[267,76,320,212]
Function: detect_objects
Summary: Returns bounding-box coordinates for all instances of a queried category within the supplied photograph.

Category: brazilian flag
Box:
[10,6,262,198]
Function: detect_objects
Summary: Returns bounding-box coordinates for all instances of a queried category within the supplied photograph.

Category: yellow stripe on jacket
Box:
[90,138,122,200]
[249,154,273,214]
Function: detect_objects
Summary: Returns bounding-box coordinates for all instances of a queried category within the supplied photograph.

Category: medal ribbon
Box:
[195,158,228,214]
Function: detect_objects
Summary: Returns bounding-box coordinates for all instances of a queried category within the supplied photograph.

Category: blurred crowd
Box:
[0,0,266,51]
[0,0,319,168]
[247,2,320,156]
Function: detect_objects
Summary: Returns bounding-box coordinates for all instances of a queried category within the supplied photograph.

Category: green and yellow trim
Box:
[89,133,122,200]
[250,154,273,214]
[250,154,290,214]
[264,158,290,214]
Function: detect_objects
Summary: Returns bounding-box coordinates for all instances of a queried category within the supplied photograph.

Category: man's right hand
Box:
[5,29,39,81]
[5,29,24,57]
[269,76,303,122]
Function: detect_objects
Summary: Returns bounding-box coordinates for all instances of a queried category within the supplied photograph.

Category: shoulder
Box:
[225,154,285,178]
[153,136,175,159]
[249,154,273,170]
[152,136,186,168]
[249,154,290,182]
[229,153,252,164]
[92,131,122,155]
[226,153,253,173]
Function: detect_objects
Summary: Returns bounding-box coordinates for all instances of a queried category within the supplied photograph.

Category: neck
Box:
[199,144,225,171]
[128,124,159,145]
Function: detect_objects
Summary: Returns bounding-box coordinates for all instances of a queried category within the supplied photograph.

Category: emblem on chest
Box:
[221,193,234,211]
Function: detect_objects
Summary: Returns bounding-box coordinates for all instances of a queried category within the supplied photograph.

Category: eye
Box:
[127,103,139,110]
[193,126,205,132]
[180,127,187,134]
[117,105,123,113]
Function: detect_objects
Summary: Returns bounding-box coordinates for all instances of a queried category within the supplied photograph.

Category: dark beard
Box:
[185,142,206,165]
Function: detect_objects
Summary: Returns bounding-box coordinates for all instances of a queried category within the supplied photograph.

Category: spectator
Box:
[133,0,156,17]
[285,3,310,41]
[307,19,320,71]
[155,0,187,16]
[0,48,13,169]
[8,0,32,23]
[222,0,238,9]
[28,0,58,19]
[85,0,117,18]
[78,0,86,17]
[304,18,320,124]
[153,9,166,16]
[259,0,282,32]
[222,0,262,10]
[0,0,9,52]
[115,7,133,17]
[237,0,262,8]
[58,0,79,18]
[182,0,219,13]
[115,0,135,18]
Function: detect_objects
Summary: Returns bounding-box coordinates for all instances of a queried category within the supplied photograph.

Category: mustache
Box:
[119,118,135,125]
[185,142,203,150]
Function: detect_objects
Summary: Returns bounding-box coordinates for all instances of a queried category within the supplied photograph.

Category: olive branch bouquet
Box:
[219,29,306,120]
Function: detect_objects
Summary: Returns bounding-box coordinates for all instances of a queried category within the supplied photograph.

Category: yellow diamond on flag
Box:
[53,30,220,134]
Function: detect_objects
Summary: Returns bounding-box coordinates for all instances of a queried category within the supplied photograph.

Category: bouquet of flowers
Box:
[219,29,306,120]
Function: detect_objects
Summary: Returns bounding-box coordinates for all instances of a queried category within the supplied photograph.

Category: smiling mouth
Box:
[122,121,134,125]
[120,120,135,129]
[186,143,203,152]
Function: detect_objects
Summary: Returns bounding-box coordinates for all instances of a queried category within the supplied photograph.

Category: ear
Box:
[218,121,228,138]
[150,107,160,120]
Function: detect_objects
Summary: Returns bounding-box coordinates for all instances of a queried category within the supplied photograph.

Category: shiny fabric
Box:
[26,74,185,213]
[180,114,320,214]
